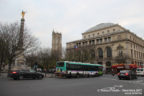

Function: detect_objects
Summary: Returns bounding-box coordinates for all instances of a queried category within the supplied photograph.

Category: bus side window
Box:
[72,64,76,70]
[84,65,87,71]
[91,66,95,71]
[85,65,87,71]
[95,66,98,71]
[77,65,82,71]
[86,65,89,71]
[66,63,70,70]
[76,65,80,70]
[88,66,91,71]
[80,65,83,71]
[70,64,74,70]
[77,65,79,70]
[79,65,82,71]
[83,65,85,71]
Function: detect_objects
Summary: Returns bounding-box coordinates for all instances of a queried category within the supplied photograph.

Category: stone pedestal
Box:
[12,50,27,70]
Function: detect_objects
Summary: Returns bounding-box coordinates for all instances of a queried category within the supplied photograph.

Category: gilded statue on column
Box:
[21,11,25,18]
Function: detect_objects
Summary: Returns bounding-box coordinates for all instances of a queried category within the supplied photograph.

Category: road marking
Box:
[101,77,144,85]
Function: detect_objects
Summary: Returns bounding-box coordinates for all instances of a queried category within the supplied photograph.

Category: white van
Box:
[136,68,144,76]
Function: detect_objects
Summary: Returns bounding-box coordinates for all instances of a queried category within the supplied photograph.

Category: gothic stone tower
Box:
[12,11,26,70]
[52,30,62,60]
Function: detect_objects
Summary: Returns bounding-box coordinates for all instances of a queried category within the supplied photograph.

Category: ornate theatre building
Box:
[66,23,144,73]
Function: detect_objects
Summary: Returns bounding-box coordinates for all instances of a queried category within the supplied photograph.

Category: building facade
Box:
[52,30,62,59]
[66,23,144,73]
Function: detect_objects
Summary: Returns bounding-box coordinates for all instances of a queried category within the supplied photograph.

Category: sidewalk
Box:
[43,73,56,78]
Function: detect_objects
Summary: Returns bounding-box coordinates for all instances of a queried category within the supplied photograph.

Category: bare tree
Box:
[0,22,38,72]
[26,48,53,71]
[0,31,8,75]
[66,49,75,61]
[61,47,66,60]
[39,48,51,71]
[65,47,91,63]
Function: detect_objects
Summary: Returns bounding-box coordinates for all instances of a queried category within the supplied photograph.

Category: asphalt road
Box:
[0,74,144,96]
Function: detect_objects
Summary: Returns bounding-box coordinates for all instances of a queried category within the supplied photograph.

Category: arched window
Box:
[106,47,112,57]
[98,48,103,58]
[117,45,123,56]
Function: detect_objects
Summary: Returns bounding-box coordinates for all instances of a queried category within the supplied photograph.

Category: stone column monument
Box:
[12,11,27,70]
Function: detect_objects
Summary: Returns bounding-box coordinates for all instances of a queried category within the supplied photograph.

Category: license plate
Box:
[120,74,125,76]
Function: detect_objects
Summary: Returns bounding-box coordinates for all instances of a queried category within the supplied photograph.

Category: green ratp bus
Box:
[55,61,103,78]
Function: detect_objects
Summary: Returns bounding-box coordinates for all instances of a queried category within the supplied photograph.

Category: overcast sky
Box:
[0,0,144,48]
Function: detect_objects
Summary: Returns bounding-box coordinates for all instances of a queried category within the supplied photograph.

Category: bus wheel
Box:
[87,74,90,78]
[68,73,72,78]
[77,74,80,78]
[65,75,69,78]
[13,78,18,80]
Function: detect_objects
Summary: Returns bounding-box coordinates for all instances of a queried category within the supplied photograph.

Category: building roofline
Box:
[66,30,144,44]
[126,30,144,41]
[82,24,127,35]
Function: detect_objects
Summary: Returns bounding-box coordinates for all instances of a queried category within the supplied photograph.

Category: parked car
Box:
[117,70,137,80]
[136,68,144,76]
[8,69,44,80]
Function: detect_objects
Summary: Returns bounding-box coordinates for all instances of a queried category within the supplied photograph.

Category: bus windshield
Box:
[57,62,64,67]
